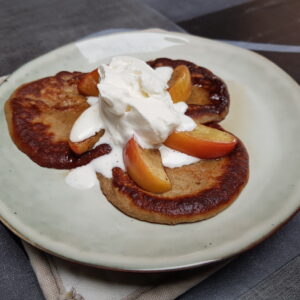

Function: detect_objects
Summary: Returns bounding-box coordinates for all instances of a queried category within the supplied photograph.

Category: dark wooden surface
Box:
[179,0,300,44]
[179,0,300,83]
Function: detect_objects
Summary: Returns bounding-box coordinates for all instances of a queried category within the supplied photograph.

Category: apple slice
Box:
[78,69,100,96]
[123,138,171,193]
[164,124,237,159]
[68,129,104,155]
[168,65,192,103]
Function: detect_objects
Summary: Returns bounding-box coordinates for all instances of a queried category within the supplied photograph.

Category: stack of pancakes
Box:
[5,58,249,224]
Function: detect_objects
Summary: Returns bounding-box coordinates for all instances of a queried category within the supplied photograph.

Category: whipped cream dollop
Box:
[71,56,195,147]
[67,56,199,189]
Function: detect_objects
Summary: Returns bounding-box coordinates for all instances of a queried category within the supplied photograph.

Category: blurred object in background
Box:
[140,0,253,21]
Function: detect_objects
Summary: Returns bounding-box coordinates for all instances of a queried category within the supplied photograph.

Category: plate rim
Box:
[1,208,299,272]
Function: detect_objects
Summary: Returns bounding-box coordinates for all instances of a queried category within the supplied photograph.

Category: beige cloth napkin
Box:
[23,242,229,300]
[1,74,230,300]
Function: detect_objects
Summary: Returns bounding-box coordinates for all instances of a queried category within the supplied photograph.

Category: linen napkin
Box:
[23,242,229,300]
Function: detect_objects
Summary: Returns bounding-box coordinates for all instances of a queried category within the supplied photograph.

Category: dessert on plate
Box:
[4,56,249,224]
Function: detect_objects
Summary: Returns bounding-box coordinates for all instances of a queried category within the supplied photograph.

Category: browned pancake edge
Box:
[148,58,230,124]
[5,71,111,169]
[98,134,249,225]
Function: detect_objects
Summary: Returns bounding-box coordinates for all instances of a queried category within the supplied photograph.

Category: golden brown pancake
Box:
[98,126,249,225]
[148,58,230,124]
[5,71,111,169]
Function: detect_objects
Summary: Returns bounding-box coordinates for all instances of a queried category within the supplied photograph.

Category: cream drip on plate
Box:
[66,56,200,189]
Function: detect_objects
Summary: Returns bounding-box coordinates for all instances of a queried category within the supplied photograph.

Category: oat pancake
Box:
[148,58,229,124]
[98,126,248,225]
[5,71,111,169]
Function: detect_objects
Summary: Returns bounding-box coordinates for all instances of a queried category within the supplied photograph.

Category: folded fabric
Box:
[23,242,229,300]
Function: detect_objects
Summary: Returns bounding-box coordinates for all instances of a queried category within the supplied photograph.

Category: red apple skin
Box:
[123,138,171,194]
[164,125,237,159]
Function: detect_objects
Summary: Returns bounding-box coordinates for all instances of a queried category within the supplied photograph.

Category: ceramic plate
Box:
[0,31,300,271]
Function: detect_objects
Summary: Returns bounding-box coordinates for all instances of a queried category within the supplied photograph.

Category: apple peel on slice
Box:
[164,124,237,159]
[123,138,172,194]
[77,69,100,97]
[168,65,192,103]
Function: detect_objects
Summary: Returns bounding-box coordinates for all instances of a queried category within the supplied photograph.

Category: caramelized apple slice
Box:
[164,124,237,159]
[168,65,192,103]
[123,138,171,193]
[78,69,100,96]
[68,129,104,155]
